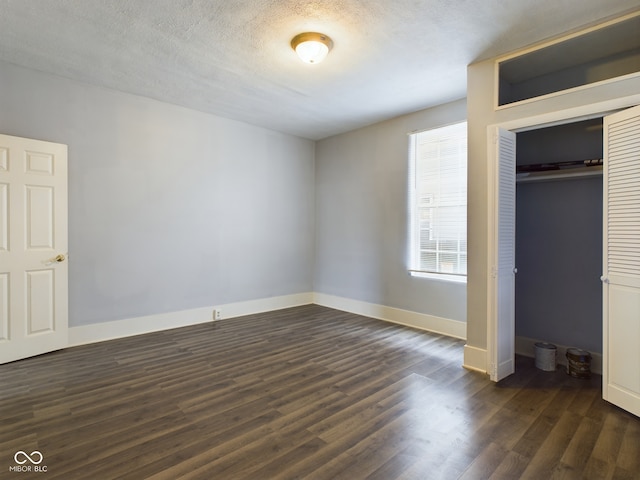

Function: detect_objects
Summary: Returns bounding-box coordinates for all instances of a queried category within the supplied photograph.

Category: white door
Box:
[0,134,68,364]
[603,105,640,417]
[487,127,516,382]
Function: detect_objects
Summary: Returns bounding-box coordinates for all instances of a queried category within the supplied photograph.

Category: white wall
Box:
[314,99,467,324]
[0,61,316,327]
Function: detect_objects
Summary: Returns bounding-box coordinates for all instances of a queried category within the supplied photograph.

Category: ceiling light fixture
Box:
[291,32,333,64]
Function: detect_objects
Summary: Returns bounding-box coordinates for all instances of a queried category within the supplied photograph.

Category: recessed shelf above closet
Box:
[497,13,640,107]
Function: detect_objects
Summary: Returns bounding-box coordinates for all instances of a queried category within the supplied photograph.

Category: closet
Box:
[515,119,603,364]
[484,11,640,416]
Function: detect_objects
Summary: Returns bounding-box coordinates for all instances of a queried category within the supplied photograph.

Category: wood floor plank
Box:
[458,441,510,480]
[559,415,602,475]
[471,405,536,452]
[365,452,423,480]
[242,436,329,480]
[616,414,640,473]
[590,409,630,465]
[0,304,638,479]
[582,456,615,480]
[489,450,531,480]
[518,411,584,479]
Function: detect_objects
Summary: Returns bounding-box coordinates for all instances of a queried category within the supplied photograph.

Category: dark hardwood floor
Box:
[1,305,638,479]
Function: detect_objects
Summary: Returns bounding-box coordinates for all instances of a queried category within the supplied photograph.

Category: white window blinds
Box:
[409,122,467,278]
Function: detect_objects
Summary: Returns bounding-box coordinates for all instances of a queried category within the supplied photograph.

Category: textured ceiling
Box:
[0,1,638,140]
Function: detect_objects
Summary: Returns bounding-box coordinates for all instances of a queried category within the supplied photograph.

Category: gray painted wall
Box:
[515,120,603,352]
[314,99,467,322]
[516,178,603,352]
[0,61,315,327]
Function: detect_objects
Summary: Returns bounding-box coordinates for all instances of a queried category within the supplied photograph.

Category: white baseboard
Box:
[69,291,466,351]
[463,345,487,373]
[313,292,466,339]
[214,292,314,320]
[69,307,213,347]
[515,335,602,375]
[69,292,314,347]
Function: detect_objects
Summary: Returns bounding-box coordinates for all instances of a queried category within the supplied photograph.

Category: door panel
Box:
[25,150,55,175]
[0,134,68,364]
[26,269,56,334]
[0,273,8,340]
[0,182,7,251]
[603,104,640,417]
[608,285,640,392]
[26,185,55,249]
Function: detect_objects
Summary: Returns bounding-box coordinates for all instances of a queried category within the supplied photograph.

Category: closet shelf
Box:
[516,165,603,183]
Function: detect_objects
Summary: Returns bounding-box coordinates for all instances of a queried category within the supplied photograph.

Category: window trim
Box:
[409,270,467,283]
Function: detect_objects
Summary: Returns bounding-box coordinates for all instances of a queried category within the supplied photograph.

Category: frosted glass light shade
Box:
[291,32,333,64]
[295,41,329,64]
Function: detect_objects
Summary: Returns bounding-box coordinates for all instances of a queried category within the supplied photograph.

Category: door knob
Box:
[54,254,65,263]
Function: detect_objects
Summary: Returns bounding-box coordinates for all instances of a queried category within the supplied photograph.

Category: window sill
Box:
[409,271,467,284]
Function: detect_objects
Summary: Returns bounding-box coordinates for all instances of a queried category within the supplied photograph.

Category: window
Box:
[408,122,467,282]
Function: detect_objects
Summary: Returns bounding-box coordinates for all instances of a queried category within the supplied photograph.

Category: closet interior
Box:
[515,118,604,360]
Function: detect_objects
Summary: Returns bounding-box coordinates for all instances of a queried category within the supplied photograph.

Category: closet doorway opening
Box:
[514,118,604,374]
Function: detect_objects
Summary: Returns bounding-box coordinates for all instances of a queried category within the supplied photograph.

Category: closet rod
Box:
[516,165,603,183]
[516,158,602,174]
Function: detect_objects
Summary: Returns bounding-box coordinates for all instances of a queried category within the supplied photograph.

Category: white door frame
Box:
[486,93,640,382]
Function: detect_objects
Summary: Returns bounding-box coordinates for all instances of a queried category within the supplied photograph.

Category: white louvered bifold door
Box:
[488,127,516,382]
[603,105,640,417]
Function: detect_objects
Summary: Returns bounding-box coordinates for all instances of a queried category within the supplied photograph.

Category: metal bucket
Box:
[534,342,557,371]
[566,348,591,379]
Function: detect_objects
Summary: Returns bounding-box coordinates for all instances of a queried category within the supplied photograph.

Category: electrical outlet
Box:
[213,309,222,320]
